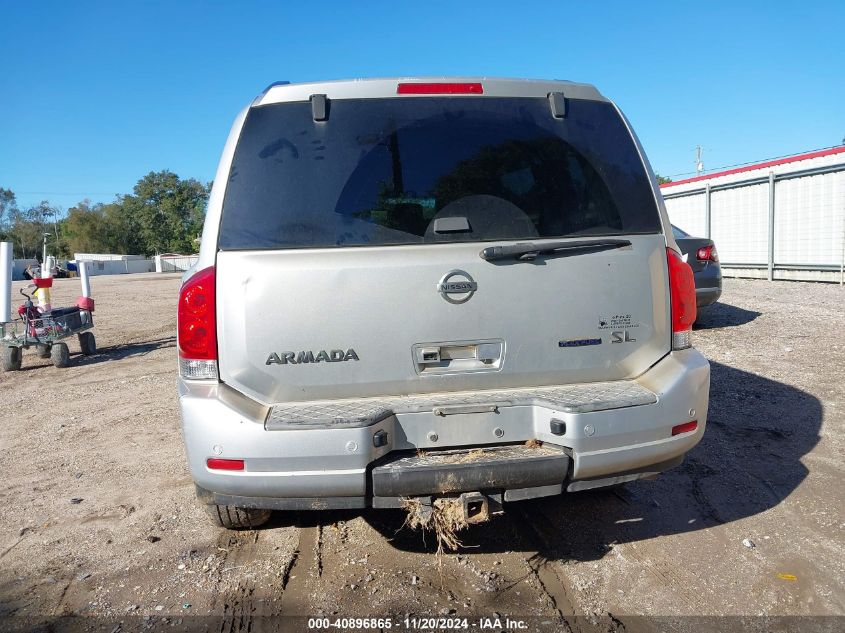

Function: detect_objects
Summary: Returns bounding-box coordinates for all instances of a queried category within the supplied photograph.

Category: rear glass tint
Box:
[219,97,660,250]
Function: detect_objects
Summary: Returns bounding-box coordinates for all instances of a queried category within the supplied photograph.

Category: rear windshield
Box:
[219,97,661,250]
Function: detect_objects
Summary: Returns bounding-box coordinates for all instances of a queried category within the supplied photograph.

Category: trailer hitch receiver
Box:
[460,492,503,524]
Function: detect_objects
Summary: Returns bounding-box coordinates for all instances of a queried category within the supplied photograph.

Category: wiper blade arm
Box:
[479,239,632,262]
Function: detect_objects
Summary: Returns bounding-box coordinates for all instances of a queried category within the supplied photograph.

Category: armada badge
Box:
[266,349,359,365]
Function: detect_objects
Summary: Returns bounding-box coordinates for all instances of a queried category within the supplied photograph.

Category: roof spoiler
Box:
[252,81,291,106]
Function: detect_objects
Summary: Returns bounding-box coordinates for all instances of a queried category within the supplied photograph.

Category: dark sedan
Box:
[672,225,722,308]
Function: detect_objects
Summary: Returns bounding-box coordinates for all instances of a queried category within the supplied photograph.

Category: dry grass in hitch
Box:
[401,497,468,555]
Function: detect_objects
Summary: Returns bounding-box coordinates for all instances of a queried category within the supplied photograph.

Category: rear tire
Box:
[78,331,96,356]
[36,344,51,359]
[51,342,70,368]
[204,504,272,530]
[1,346,22,371]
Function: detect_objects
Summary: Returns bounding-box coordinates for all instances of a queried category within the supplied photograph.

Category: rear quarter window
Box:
[672,225,690,239]
[219,97,661,250]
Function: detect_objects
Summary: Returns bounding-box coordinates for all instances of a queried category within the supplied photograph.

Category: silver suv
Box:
[177,78,709,529]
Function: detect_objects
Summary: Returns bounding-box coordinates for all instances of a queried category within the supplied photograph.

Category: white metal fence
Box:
[155,254,198,273]
[662,154,845,284]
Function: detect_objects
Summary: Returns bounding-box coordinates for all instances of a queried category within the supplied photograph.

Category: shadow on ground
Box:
[10,337,176,371]
[694,302,761,330]
[362,361,821,559]
[76,336,176,364]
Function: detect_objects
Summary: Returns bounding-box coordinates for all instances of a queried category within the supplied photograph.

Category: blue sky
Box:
[2,0,843,210]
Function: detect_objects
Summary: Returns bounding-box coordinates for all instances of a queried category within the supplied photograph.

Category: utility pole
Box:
[695,145,704,176]
[42,233,49,264]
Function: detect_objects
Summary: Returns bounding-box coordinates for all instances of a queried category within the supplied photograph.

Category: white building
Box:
[72,253,154,275]
[11,258,38,281]
[73,253,148,262]
[661,146,845,282]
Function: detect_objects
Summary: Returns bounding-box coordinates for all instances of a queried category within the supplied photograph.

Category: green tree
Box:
[126,170,209,254]
[655,173,673,185]
[7,208,42,259]
[60,197,148,257]
[3,171,208,259]
[0,187,17,234]
[62,200,109,255]
[30,200,63,255]
[4,200,61,259]
[102,198,144,255]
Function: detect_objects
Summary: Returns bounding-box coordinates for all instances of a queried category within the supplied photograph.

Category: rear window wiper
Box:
[479,238,632,262]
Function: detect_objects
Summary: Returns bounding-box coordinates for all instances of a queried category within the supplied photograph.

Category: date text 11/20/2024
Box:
[307,616,529,630]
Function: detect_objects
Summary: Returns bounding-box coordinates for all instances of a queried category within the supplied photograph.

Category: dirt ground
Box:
[0,273,843,632]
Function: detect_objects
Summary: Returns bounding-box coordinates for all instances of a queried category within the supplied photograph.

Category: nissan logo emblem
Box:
[437,270,478,304]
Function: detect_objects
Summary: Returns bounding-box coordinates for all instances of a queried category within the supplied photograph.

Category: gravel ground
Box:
[0,274,842,632]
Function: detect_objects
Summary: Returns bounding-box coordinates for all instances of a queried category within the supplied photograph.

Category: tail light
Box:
[696,245,718,262]
[178,266,218,379]
[667,248,697,350]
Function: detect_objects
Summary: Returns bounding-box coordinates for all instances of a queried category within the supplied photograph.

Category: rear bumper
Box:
[696,286,722,307]
[371,444,571,497]
[694,264,722,307]
[179,349,709,507]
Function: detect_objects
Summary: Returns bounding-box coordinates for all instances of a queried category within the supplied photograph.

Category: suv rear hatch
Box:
[215,82,669,404]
